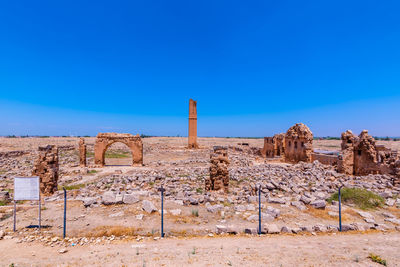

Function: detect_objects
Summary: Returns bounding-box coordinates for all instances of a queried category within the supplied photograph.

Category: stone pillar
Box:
[337,130,355,175]
[206,146,229,192]
[188,99,198,148]
[32,145,59,196]
[79,138,87,167]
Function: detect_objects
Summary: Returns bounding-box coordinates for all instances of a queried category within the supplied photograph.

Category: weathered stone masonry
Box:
[337,130,400,177]
[94,133,143,167]
[32,145,59,196]
[79,138,87,167]
[207,146,229,192]
[188,99,199,149]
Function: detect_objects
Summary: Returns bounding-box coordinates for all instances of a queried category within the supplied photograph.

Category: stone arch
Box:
[94,133,143,167]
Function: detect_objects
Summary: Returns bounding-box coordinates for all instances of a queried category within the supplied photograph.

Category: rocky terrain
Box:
[0,137,400,266]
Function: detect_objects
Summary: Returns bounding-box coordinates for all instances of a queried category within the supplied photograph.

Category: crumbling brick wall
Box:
[32,145,59,196]
[79,138,87,167]
[206,146,229,192]
[284,123,313,163]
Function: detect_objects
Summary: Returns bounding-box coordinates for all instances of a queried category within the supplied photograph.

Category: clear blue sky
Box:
[1,1,399,137]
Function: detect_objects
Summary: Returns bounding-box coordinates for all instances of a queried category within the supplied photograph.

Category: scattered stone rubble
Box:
[1,137,400,241]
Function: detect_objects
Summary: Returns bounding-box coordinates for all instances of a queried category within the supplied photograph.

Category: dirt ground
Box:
[1,232,399,267]
[1,136,400,266]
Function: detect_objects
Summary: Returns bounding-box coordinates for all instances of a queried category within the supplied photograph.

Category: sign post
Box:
[13,177,40,231]
[13,201,16,232]
[258,184,262,235]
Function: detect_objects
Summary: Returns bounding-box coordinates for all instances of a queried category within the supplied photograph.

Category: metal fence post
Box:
[63,187,67,239]
[160,185,165,238]
[258,184,262,235]
[338,186,343,232]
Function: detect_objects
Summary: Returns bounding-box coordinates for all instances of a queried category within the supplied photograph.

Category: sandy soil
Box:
[1,232,399,267]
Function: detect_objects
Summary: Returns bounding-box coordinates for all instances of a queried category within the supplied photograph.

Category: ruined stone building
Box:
[188,99,198,149]
[207,146,229,192]
[94,133,143,167]
[32,145,59,196]
[284,123,313,163]
[337,130,400,177]
[261,133,285,159]
[262,123,313,163]
[262,124,400,179]
[79,138,87,167]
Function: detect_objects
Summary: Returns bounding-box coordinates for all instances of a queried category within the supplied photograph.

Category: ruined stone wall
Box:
[79,138,87,167]
[32,145,59,196]
[261,133,285,159]
[284,123,313,163]
[337,130,400,177]
[188,99,198,149]
[94,133,143,167]
[311,153,338,166]
[206,146,229,192]
[274,133,285,158]
[353,130,380,175]
[337,130,356,175]
[261,137,274,158]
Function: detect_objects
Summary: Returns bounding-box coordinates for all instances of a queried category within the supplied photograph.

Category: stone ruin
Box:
[261,123,312,163]
[188,99,199,149]
[79,138,87,167]
[206,146,229,192]
[94,133,143,167]
[338,130,400,177]
[285,123,313,163]
[262,124,400,179]
[32,145,59,196]
[261,133,285,159]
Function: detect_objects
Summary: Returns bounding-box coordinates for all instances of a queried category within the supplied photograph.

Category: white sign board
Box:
[14,177,40,201]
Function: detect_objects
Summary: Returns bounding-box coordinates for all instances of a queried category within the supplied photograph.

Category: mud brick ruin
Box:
[79,138,87,167]
[188,99,198,149]
[337,130,400,177]
[32,145,59,196]
[207,146,230,192]
[94,133,143,167]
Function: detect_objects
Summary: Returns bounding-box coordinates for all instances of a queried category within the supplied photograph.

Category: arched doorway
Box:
[94,133,143,167]
[103,141,133,166]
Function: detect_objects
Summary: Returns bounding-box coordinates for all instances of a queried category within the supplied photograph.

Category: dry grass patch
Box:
[343,208,359,219]
[305,207,350,221]
[85,225,138,237]
[167,214,200,225]
[387,206,400,217]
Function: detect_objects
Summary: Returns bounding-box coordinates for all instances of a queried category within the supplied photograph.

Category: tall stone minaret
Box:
[188,99,198,148]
